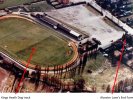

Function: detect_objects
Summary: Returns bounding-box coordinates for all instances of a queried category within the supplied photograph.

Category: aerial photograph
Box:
[0,0,133,95]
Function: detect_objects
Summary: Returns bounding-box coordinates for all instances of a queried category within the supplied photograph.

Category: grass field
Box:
[0,18,73,66]
[86,54,106,71]
[0,0,34,9]
[27,1,54,12]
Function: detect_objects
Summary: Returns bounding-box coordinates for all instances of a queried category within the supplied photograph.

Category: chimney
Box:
[62,0,69,4]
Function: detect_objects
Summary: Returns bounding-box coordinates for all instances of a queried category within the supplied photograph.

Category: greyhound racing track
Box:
[0,15,79,73]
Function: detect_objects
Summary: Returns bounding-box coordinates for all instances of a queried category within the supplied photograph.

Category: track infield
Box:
[0,17,74,67]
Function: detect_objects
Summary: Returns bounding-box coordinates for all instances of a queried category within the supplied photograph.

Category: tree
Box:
[46,0,51,4]
[30,71,36,83]
[82,53,88,67]
[36,66,41,84]
[114,84,118,92]
[92,86,96,92]
[102,84,105,90]
[73,77,85,92]
[106,85,111,93]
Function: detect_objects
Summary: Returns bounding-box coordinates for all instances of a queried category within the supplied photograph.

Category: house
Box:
[57,0,69,4]
[0,0,4,4]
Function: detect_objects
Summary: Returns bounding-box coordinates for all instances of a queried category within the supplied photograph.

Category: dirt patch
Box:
[0,67,9,92]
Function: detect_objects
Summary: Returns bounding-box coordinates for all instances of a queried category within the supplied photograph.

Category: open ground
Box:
[83,57,133,92]
[46,5,124,48]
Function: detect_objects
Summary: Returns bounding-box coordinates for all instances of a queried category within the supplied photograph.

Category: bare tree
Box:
[106,85,111,93]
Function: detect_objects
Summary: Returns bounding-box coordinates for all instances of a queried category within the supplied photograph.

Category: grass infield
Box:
[0,18,73,67]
